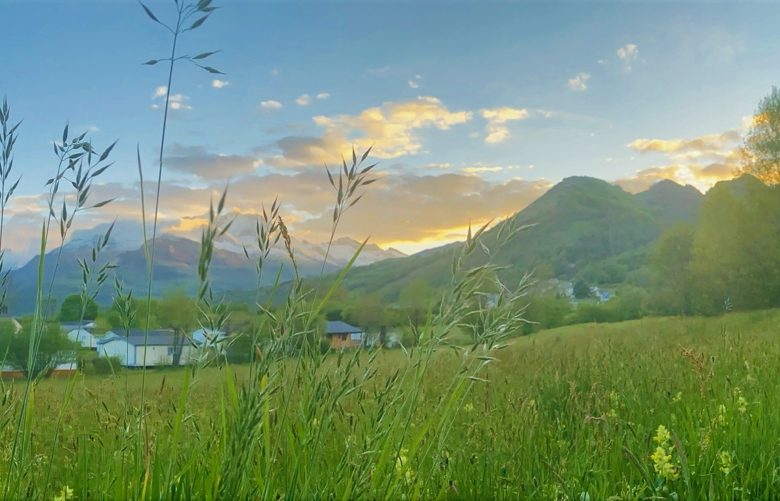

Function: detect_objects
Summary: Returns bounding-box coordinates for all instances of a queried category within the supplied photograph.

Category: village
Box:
[0,314,379,379]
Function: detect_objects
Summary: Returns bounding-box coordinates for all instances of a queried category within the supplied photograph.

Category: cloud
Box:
[267,96,472,167]
[1,164,553,263]
[628,130,740,157]
[164,144,260,180]
[616,43,639,71]
[271,68,280,76]
[619,128,744,192]
[408,80,419,89]
[211,79,230,89]
[296,94,311,106]
[151,86,192,111]
[479,107,529,144]
[260,100,283,110]
[567,72,590,92]
[316,92,330,100]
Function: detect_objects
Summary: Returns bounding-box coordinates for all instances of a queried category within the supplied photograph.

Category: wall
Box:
[99,339,135,366]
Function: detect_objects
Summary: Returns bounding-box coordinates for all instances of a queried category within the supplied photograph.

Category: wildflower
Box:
[651,446,679,481]
[719,450,734,476]
[395,448,415,483]
[672,391,683,403]
[654,424,672,446]
[463,403,474,413]
[311,417,320,429]
[716,404,728,426]
[53,486,74,501]
[650,424,679,481]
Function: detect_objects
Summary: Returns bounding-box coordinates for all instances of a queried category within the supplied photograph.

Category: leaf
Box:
[143,59,160,65]
[99,140,118,162]
[189,15,209,30]
[92,198,115,209]
[140,3,161,23]
[201,66,224,75]
[62,124,69,144]
[192,51,219,60]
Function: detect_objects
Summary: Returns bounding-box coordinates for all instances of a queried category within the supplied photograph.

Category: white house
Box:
[97,329,199,367]
[61,322,98,350]
[190,328,227,350]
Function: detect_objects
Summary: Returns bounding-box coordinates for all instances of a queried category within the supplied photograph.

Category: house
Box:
[50,352,78,378]
[97,329,199,367]
[190,328,227,350]
[326,321,365,349]
[0,363,24,379]
[61,322,98,350]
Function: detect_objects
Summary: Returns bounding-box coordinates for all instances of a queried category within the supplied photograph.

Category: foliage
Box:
[59,294,98,321]
[743,86,780,185]
[0,319,75,376]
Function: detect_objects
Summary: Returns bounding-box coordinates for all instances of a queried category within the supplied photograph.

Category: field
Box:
[2,310,779,499]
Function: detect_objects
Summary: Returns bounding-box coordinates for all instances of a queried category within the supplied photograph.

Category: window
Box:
[350,332,363,342]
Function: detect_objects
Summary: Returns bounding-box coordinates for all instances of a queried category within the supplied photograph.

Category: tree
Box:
[647,224,695,315]
[157,293,198,365]
[744,87,780,185]
[399,279,434,330]
[0,319,76,377]
[572,279,591,299]
[59,294,98,322]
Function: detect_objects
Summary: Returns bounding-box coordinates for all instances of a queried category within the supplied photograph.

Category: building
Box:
[0,363,24,379]
[97,329,199,367]
[325,321,365,349]
[61,322,99,350]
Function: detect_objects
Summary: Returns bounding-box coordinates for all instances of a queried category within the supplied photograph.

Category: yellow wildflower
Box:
[737,396,748,414]
[650,446,679,481]
[53,486,74,501]
[672,391,682,403]
[719,450,734,476]
[653,424,671,446]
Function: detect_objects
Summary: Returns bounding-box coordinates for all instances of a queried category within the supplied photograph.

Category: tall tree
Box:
[744,87,780,185]
[59,294,98,322]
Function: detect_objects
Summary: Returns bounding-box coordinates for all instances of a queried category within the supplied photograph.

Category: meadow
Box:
[2,309,778,500]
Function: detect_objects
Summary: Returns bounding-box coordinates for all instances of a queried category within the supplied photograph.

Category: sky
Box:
[0,0,778,264]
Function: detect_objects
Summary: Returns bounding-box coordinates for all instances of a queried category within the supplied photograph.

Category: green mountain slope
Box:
[334,176,704,299]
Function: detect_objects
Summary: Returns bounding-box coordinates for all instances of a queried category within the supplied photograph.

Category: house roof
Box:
[98,329,188,347]
[61,322,95,332]
[326,321,363,336]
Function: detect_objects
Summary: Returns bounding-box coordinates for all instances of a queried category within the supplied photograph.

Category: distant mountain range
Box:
[6,175,714,314]
[318,176,704,300]
[5,223,404,314]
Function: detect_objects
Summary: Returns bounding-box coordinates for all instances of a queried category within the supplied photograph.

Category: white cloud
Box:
[151,87,192,111]
[617,43,639,71]
[567,72,590,92]
[211,79,230,89]
[408,80,419,89]
[260,100,283,110]
[479,107,529,144]
[270,68,280,76]
[296,94,311,106]
[316,92,330,100]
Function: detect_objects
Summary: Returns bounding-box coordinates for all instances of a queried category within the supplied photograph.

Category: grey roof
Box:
[326,321,363,335]
[98,329,188,347]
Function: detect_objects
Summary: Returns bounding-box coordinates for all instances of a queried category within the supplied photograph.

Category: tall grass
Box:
[2,2,779,500]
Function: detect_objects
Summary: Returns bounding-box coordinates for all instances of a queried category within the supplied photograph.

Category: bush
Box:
[90,356,123,375]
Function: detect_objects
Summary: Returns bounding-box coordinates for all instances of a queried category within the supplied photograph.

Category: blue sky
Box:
[0,0,778,261]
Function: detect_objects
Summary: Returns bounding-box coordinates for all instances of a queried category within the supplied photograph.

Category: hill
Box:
[326,176,704,300]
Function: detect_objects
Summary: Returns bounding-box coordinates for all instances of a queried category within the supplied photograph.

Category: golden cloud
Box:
[480,107,529,144]
[268,96,472,167]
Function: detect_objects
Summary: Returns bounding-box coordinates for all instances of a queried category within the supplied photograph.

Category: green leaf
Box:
[143,59,160,65]
[201,66,224,75]
[140,3,160,23]
[192,51,219,60]
[189,15,209,30]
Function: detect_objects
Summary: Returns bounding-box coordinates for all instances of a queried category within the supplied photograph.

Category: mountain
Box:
[324,176,705,300]
[5,225,404,314]
[635,179,702,225]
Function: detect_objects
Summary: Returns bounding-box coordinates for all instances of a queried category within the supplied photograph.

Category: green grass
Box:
[2,309,779,499]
